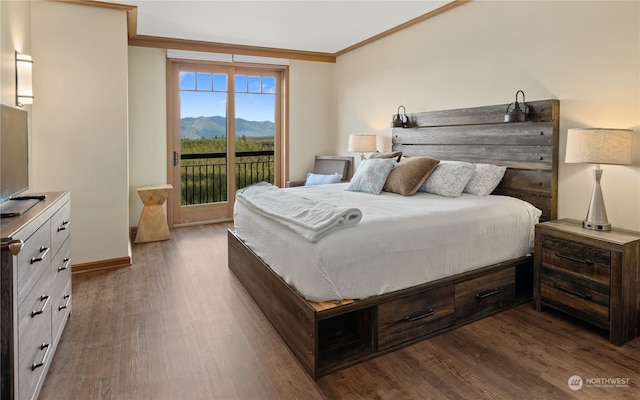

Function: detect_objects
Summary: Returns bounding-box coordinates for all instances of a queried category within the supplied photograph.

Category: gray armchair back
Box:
[286,156,354,187]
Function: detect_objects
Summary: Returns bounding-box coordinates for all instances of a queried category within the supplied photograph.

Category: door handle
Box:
[173,151,179,166]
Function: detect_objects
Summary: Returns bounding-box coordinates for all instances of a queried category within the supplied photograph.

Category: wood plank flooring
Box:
[39,223,640,399]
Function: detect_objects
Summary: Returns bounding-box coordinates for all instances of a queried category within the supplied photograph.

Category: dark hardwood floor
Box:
[39,223,640,399]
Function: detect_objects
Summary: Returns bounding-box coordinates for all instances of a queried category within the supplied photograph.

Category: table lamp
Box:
[565,128,633,231]
[348,134,377,160]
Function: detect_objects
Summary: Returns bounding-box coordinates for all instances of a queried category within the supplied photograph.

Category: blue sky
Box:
[180,72,275,122]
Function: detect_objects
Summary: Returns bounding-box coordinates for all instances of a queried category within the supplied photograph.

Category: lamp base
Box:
[582,167,611,231]
[583,220,611,231]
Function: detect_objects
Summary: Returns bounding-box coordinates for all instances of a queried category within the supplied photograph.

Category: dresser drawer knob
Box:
[404,308,434,322]
[31,343,51,371]
[553,282,592,300]
[57,220,70,232]
[31,295,50,317]
[555,252,593,265]
[30,246,50,264]
[476,288,501,300]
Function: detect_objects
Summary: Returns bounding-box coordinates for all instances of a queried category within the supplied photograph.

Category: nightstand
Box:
[534,218,640,346]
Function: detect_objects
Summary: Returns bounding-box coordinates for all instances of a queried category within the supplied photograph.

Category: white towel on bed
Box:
[236,182,362,242]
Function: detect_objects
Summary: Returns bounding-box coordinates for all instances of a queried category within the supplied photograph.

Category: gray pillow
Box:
[420,161,475,197]
[346,158,397,195]
[464,164,507,196]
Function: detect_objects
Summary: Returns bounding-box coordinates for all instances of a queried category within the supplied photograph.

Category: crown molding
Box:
[55,0,469,63]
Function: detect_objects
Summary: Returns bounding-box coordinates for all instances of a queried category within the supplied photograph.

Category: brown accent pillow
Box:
[383,157,440,195]
[368,151,402,163]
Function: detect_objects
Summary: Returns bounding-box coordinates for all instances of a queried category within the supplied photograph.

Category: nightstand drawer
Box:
[540,266,609,329]
[540,235,610,284]
[378,284,454,351]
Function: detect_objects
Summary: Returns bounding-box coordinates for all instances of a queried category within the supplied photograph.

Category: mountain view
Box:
[181,116,274,139]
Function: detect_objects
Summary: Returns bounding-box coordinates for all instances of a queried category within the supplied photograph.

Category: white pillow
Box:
[304,173,342,186]
[464,164,507,196]
[346,158,396,195]
[420,161,475,197]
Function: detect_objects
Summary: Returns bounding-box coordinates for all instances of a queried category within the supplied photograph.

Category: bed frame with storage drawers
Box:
[228,100,559,379]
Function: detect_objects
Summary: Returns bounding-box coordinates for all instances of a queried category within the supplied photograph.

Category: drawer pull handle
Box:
[476,288,501,300]
[30,246,50,264]
[553,282,592,300]
[555,252,593,265]
[59,257,71,271]
[31,295,50,317]
[31,343,51,371]
[59,294,71,311]
[57,220,70,232]
[404,308,434,322]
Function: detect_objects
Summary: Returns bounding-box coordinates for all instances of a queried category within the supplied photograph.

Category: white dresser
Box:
[1,191,72,400]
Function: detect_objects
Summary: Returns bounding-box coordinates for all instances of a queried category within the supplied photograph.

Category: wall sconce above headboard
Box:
[504,90,528,122]
[391,105,409,128]
[16,52,34,107]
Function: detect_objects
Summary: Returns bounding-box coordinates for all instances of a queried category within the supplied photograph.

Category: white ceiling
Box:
[99,0,455,54]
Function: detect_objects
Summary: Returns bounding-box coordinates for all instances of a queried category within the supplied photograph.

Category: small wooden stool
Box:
[135,184,173,243]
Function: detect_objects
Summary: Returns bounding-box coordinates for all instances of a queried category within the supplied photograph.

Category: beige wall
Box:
[335,0,640,230]
[30,1,130,264]
[1,0,31,105]
[128,46,167,226]
[288,60,336,181]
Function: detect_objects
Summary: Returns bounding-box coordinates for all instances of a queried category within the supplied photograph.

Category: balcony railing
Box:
[181,150,274,205]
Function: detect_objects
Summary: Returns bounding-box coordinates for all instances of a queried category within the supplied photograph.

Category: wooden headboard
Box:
[392,99,559,221]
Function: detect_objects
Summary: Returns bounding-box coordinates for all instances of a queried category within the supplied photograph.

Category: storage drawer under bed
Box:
[454,267,516,324]
[378,284,454,350]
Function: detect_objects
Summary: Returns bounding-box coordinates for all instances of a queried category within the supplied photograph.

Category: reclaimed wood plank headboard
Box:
[392,99,559,221]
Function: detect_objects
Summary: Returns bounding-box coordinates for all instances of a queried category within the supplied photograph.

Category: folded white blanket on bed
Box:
[236,182,362,242]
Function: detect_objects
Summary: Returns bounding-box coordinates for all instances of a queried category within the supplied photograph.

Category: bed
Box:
[228,99,559,379]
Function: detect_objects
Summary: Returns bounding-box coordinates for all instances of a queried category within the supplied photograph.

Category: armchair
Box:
[286,156,354,187]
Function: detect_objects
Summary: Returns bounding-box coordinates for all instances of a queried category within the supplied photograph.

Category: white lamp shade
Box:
[16,52,33,106]
[348,134,377,153]
[565,128,633,165]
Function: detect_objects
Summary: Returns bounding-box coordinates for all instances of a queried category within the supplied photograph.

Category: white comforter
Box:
[233,183,541,302]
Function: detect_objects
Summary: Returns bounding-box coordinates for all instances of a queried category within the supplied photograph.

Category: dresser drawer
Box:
[52,279,72,345]
[51,238,71,286]
[50,200,71,257]
[540,235,610,284]
[455,267,516,324]
[18,268,52,400]
[17,220,51,308]
[378,284,454,350]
